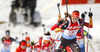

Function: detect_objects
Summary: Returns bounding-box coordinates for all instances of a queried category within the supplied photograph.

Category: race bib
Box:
[64,30,78,37]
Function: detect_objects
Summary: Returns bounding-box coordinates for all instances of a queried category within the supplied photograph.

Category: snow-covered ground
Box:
[0,0,100,52]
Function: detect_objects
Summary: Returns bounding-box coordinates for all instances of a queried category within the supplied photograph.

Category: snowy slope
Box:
[0,0,100,52]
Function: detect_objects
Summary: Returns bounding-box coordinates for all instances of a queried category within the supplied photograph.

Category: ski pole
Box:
[81,11,86,52]
[40,39,43,52]
[87,38,95,52]
[47,38,53,52]
[57,3,61,16]
[65,0,68,19]
[22,33,24,40]
[65,0,68,13]
[48,32,62,51]
[42,24,46,34]
[54,32,62,49]
[83,11,87,52]
[81,11,88,52]
[87,8,91,52]
[57,3,63,22]
[41,24,46,52]
[87,7,92,52]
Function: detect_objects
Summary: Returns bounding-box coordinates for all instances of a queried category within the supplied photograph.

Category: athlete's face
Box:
[72,17,78,23]
[43,36,50,44]
[6,34,10,39]
[44,40,50,44]
[21,45,27,49]
[26,40,30,43]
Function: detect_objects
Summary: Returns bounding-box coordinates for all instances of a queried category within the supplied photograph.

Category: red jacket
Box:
[34,38,54,52]
[16,44,33,52]
[2,37,16,46]
[16,46,26,52]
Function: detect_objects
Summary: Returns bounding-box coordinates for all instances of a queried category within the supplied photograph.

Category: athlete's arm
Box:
[1,37,5,43]
[61,20,69,30]
[79,18,93,28]
[51,20,64,31]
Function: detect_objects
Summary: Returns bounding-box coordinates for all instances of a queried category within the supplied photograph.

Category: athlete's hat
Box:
[25,37,30,41]
[72,10,79,18]
[5,30,10,35]
[43,31,51,40]
[20,40,27,46]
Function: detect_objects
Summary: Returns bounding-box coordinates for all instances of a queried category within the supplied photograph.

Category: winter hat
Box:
[25,37,30,41]
[72,10,79,18]
[5,30,10,35]
[20,40,27,46]
[43,31,51,40]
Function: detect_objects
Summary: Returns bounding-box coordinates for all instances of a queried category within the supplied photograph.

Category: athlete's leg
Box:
[77,39,84,52]
[69,41,81,52]
[55,36,68,52]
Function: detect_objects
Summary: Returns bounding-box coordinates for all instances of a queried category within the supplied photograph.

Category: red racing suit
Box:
[34,38,55,52]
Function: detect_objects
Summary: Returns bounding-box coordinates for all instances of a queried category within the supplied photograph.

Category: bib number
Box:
[67,30,77,37]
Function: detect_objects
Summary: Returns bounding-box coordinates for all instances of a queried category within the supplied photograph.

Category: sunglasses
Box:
[72,17,79,21]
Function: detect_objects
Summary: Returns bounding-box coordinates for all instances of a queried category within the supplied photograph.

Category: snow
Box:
[0,0,100,52]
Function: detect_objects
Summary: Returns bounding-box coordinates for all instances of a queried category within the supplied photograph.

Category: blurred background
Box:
[0,0,100,52]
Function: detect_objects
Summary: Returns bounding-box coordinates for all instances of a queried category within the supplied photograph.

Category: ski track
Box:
[0,0,100,52]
